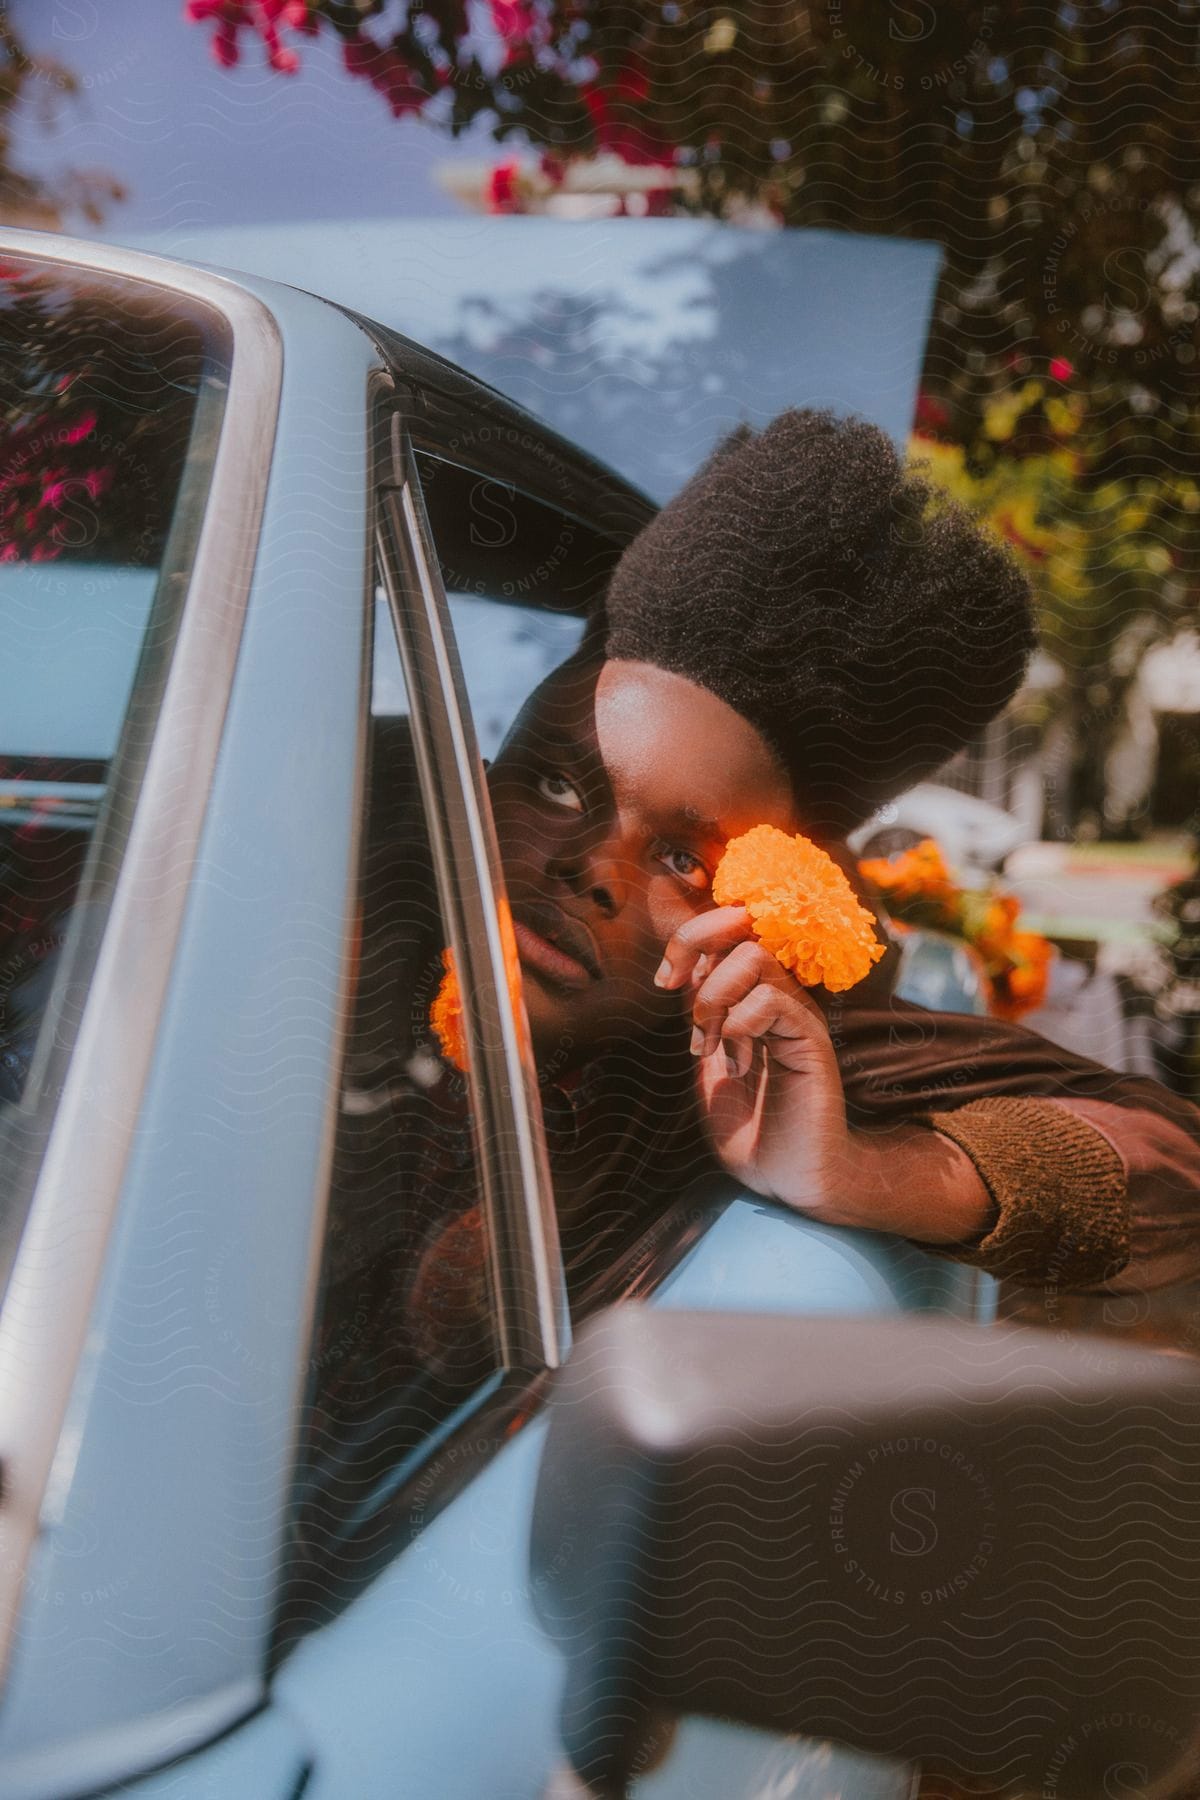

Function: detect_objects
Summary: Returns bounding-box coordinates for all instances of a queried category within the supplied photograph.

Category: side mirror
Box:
[531,1309,1200,1799]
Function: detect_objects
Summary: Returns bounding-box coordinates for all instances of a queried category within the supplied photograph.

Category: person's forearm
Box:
[828,994,1200,1291]
[834,1121,998,1244]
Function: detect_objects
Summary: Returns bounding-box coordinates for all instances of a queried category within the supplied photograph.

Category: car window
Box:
[410,452,715,1304]
[410,448,607,755]
[279,435,661,1643]
[0,259,228,1271]
[283,567,503,1633]
[445,593,584,758]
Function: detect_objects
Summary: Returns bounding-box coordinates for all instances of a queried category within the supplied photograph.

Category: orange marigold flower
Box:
[713,824,886,993]
[991,930,1054,1021]
[859,837,957,909]
[430,946,468,1071]
[974,891,1022,962]
[429,901,523,1072]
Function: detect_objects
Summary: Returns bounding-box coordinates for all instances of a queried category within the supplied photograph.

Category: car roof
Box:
[118,216,942,505]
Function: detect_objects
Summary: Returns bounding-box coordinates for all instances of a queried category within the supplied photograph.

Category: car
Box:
[0,224,1195,1800]
[848,782,1029,884]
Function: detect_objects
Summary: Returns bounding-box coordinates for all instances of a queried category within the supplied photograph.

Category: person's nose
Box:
[547,831,632,920]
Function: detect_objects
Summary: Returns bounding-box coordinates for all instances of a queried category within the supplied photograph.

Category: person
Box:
[480,406,1200,1298]
[301,408,1200,1557]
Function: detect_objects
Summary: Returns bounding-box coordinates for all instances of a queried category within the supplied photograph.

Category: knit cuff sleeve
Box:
[920,1096,1131,1289]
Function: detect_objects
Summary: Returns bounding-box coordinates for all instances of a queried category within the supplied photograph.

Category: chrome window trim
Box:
[374,423,569,1377]
[0,230,284,1686]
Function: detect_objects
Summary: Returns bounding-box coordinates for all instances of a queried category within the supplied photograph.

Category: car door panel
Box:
[102,1706,313,1799]
[654,1196,971,1318]
[250,1197,929,1800]
[0,227,997,1800]
[150,371,978,1800]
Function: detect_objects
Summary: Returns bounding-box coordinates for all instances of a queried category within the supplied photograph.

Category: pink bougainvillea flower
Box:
[212,19,240,67]
[82,468,113,501]
[342,35,427,117]
[185,0,308,74]
[581,71,667,166]
[491,0,539,40]
[61,410,96,445]
[913,389,949,435]
[487,161,522,213]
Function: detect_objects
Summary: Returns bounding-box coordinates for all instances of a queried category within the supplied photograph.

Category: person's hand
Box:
[654,907,859,1222]
[655,907,998,1246]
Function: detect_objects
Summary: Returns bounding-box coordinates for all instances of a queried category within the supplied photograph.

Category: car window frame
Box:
[397,433,745,1327]
[273,369,669,1652]
[375,407,569,1377]
[273,394,586,1646]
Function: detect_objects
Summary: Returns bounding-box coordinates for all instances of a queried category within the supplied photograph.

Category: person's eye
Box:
[656,845,711,891]
[535,770,584,813]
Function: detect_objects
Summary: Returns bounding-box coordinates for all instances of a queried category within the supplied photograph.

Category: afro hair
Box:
[602,407,1036,837]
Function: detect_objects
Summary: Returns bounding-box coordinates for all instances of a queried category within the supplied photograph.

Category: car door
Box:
[0,231,391,1799]
[0,241,976,1799]
[227,368,980,1800]
[0,233,671,1800]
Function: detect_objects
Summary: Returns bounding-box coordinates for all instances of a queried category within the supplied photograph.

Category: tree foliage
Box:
[0,19,123,228]
[191,3,1200,828]
[188,5,1200,464]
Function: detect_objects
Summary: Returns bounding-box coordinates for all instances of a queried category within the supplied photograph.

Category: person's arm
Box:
[657,907,1200,1296]
[826,992,1200,1294]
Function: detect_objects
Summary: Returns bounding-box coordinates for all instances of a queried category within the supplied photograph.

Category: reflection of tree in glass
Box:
[433,239,808,503]
[0,269,205,566]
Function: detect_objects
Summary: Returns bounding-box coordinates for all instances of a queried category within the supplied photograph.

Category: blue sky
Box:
[11,0,495,234]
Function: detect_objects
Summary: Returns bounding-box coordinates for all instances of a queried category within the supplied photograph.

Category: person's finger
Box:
[690,940,775,1055]
[720,983,792,1047]
[722,1033,758,1080]
[686,951,714,989]
[654,906,752,990]
[719,978,830,1070]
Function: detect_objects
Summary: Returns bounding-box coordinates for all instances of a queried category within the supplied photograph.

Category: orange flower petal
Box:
[713,824,886,993]
[429,901,524,1072]
[430,946,469,1072]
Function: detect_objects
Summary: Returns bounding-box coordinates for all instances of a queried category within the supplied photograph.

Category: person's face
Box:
[486,654,796,1067]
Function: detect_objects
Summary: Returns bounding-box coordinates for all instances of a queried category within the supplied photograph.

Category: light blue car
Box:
[0,221,1189,1800]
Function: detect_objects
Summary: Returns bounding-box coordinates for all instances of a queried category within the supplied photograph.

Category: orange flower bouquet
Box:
[712,824,886,993]
[858,836,1054,1021]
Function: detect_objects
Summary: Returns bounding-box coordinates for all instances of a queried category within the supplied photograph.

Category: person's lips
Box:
[511,900,602,990]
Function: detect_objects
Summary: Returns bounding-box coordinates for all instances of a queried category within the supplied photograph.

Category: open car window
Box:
[407,452,711,1304]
